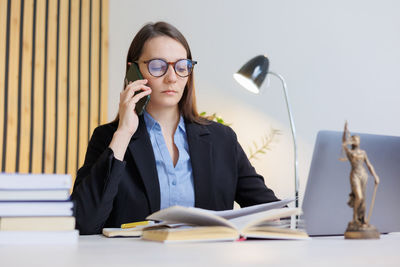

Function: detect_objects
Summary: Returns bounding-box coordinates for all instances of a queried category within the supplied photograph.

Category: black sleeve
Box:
[71,126,126,235]
[234,136,279,207]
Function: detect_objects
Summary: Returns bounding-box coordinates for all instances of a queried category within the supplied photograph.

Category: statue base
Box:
[344,221,380,239]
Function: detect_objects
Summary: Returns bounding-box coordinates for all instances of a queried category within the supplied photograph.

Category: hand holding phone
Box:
[125,62,151,116]
[110,63,151,160]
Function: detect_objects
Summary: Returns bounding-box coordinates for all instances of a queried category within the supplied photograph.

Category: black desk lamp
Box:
[233,55,299,210]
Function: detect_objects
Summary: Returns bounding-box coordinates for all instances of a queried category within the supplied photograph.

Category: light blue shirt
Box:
[143,111,195,210]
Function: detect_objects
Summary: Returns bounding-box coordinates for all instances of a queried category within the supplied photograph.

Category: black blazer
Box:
[71,116,278,234]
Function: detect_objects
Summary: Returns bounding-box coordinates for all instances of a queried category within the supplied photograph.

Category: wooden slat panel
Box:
[1,0,108,177]
[78,0,90,169]
[5,0,22,173]
[100,0,109,125]
[0,0,9,171]
[90,0,100,136]
[67,0,79,179]
[44,0,58,173]
[19,0,34,173]
[55,0,69,173]
[31,0,46,173]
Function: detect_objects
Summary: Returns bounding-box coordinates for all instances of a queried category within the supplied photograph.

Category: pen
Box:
[121,220,152,229]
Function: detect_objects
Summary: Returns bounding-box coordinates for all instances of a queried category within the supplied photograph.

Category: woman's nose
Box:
[165,65,177,83]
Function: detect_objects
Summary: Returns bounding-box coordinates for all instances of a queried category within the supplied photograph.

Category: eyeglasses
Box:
[137,59,197,78]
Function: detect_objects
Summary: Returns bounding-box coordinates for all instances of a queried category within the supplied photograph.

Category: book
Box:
[142,199,309,243]
[0,189,70,201]
[103,224,152,238]
[0,201,74,217]
[102,199,294,238]
[0,216,75,231]
[0,173,71,190]
[103,221,160,237]
[0,230,79,244]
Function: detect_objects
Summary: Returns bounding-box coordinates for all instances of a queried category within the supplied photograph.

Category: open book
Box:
[142,199,309,243]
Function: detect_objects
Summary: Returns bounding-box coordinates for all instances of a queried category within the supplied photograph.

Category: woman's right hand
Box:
[117,79,152,136]
[109,79,151,161]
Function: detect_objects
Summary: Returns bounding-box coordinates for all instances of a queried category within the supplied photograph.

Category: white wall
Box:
[108,0,400,203]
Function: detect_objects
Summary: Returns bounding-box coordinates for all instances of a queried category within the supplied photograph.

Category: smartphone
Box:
[125,63,150,116]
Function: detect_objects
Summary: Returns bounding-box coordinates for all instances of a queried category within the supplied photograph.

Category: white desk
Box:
[1,234,399,266]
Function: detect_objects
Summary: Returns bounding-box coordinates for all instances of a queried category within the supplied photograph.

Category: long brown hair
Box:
[116,21,206,124]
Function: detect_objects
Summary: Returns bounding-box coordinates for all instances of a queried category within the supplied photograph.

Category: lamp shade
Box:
[233,55,269,94]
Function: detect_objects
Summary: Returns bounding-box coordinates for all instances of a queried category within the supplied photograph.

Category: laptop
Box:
[302,130,400,236]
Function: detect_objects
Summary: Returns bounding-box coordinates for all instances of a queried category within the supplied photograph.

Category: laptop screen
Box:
[302,130,400,236]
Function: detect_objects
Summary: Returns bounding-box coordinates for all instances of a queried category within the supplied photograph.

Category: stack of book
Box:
[0,173,78,244]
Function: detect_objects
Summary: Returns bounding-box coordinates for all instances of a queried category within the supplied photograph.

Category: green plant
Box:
[200,112,280,161]
[199,112,231,126]
[248,129,281,161]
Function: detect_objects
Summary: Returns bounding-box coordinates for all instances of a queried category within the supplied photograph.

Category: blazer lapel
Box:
[127,116,160,213]
[185,121,214,209]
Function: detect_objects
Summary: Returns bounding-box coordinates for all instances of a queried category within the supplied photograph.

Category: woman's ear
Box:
[127,62,132,66]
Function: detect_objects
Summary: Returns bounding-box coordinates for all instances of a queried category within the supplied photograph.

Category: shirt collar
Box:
[143,110,186,133]
[177,115,186,133]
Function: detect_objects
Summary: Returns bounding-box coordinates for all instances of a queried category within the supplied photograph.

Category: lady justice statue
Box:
[341,121,380,239]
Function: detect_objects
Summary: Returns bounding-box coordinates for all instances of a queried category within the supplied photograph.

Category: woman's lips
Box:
[162,90,177,95]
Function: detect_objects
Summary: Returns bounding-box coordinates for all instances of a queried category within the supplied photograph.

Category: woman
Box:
[342,122,380,227]
[71,22,278,235]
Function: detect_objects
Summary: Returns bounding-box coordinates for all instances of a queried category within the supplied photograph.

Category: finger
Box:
[123,78,147,89]
[123,79,149,94]
[128,82,151,93]
[121,87,151,107]
[122,90,151,115]
[131,89,152,104]
[124,86,151,102]
[125,79,148,89]
[121,82,151,102]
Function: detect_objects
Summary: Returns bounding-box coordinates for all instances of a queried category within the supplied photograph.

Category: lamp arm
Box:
[268,71,299,209]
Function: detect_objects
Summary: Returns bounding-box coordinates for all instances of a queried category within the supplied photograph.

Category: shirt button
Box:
[172,181,177,186]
